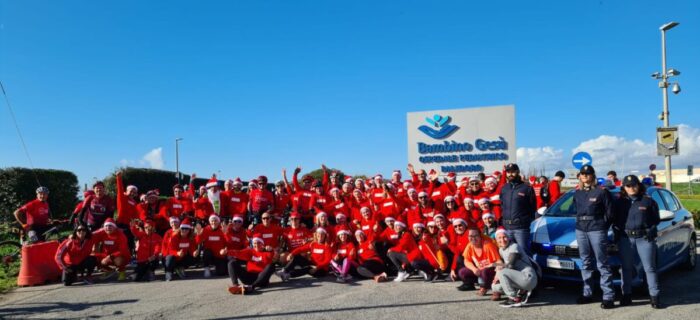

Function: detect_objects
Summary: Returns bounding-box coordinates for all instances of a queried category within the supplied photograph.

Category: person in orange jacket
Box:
[457,228,502,295]
[162,219,197,281]
[92,218,130,281]
[276,228,333,281]
[55,224,97,285]
[130,218,162,281]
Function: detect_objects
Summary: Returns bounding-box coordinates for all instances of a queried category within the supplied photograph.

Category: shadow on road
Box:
[0,299,138,318]
[209,299,477,320]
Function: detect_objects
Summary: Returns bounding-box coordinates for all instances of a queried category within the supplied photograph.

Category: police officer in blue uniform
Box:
[614,175,662,309]
[573,165,616,309]
[499,163,537,256]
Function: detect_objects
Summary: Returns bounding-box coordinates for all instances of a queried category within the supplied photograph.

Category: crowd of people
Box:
[12,163,665,309]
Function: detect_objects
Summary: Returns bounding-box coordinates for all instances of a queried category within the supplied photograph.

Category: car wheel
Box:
[683,235,697,271]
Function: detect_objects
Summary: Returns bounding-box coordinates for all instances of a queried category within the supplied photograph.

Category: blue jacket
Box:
[499,178,537,230]
[613,194,660,231]
[573,186,614,232]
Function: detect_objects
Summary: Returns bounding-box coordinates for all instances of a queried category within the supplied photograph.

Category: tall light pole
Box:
[175,138,183,184]
[655,22,680,190]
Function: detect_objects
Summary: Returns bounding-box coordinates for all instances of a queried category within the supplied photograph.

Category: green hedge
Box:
[103,167,212,198]
[0,167,79,224]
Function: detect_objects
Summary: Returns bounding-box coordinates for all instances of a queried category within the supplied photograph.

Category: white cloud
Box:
[516,124,700,176]
[141,148,164,169]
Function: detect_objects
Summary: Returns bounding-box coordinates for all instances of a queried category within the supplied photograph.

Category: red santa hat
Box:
[427,220,437,227]
[461,176,470,183]
[444,196,455,203]
[126,185,138,193]
[412,222,425,229]
[374,174,383,180]
[394,219,407,228]
[478,198,490,205]
[289,212,301,219]
[206,175,219,188]
[232,215,244,223]
[180,218,193,229]
[355,229,366,237]
[392,170,401,176]
[529,176,537,184]
[315,227,328,234]
[315,211,327,219]
[103,218,117,228]
[407,188,417,194]
[233,177,243,186]
[335,212,346,221]
[447,172,457,181]
[433,213,445,221]
[143,219,155,227]
[251,233,264,244]
[345,176,354,183]
[495,227,507,236]
[485,176,497,185]
[384,216,396,223]
[330,187,340,194]
[353,189,363,195]
[493,171,502,176]
[208,214,220,222]
[452,218,467,226]
[169,216,180,223]
[463,196,474,204]
[336,227,352,237]
[360,207,371,214]
[482,212,495,220]
[429,169,437,175]
[418,191,428,198]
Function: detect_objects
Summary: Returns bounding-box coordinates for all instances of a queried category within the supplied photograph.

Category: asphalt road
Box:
[1,242,699,320]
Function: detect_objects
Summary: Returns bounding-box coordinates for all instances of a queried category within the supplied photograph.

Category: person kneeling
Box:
[130,219,162,281]
[277,228,332,280]
[456,228,502,296]
[491,228,539,308]
[55,225,97,286]
[225,235,276,295]
[163,219,197,281]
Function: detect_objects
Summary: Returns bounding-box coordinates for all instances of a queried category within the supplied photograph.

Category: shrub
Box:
[0,167,79,224]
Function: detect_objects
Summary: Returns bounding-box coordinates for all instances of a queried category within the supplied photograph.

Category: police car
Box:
[530,186,696,285]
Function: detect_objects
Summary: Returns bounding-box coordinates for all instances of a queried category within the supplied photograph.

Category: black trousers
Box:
[134,260,159,281]
[117,223,135,255]
[387,251,434,275]
[283,255,328,278]
[356,259,386,278]
[202,249,228,275]
[164,255,193,272]
[63,256,97,286]
[228,259,275,288]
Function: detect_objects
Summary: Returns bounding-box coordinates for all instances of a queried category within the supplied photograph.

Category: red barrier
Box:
[17,240,62,286]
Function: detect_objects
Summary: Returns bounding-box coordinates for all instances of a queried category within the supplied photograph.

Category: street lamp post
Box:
[175,138,183,184]
[657,22,680,190]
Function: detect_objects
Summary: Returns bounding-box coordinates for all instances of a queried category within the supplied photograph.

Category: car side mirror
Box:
[659,209,675,221]
[536,207,547,217]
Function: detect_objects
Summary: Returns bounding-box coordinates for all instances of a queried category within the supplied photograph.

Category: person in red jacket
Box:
[407,164,430,193]
[407,192,437,228]
[55,225,97,285]
[197,214,228,277]
[354,230,388,282]
[115,171,139,253]
[248,212,284,251]
[331,228,356,283]
[78,181,116,231]
[280,212,312,263]
[193,186,215,224]
[272,180,291,224]
[226,236,276,295]
[290,167,315,226]
[163,184,190,221]
[277,228,333,280]
[224,215,249,251]
[14,186,52,242]
[137,190,168,235]
[222,178,249,222]
[163,219,197,281]
[248,176,275,225]
[447,218,471,285]
[92,218,130,281]
[130,219,162,282]
[548,171,565,206]
[386,220,424,282]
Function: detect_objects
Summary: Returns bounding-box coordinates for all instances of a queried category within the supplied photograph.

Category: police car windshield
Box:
[544,189,621,217]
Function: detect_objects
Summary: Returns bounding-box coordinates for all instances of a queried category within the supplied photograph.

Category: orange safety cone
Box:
[17,240,62,286]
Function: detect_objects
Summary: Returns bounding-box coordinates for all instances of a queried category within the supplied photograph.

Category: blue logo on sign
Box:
[571,152,592,170]
[418,114,459,139]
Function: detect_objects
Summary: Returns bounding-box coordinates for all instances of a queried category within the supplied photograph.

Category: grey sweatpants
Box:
[493,267,537,297]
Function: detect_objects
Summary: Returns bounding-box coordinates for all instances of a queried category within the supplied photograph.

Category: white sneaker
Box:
[394,271,409,282]
[419,271,429,281]
[165,272,172,282]
[203,267,211,278]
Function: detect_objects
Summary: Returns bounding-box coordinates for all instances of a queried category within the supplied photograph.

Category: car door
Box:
[659,189,686,264]
[650,190,672,266]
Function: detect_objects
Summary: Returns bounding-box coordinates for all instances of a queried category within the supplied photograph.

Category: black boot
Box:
[651,296,664,309]
[601,300,616,309]
[576,295,593,304]
[619,294,632,307]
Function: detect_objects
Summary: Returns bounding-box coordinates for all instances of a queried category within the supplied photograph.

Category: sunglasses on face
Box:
[418,196,427,199]
[454,224,465,228]
[232,220,243,224]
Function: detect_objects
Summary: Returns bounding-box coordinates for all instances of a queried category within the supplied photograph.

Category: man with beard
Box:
[499,163,536,256]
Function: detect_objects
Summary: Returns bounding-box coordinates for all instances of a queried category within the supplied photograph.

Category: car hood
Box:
[531,216,579,247]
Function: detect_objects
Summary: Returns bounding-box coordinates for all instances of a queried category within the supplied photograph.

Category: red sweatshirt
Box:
[55,237,96,269]
[163,232,196,258]
[224,226,249,251]
[115,173,139,225]
[196,226,227,258]
[92,229,130,260]
[291,242,333,270]
[357,240,382,264]
[388,232,422,262]
[228,248,274,273]
[334,241,356,261]
[130,226,162,263]
[284,226,312,251]
[248,224,284,249]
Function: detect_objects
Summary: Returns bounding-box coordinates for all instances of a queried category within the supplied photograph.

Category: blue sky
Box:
[1,0,699,188]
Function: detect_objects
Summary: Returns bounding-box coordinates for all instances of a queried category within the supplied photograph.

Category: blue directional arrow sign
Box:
[572,152,592,170]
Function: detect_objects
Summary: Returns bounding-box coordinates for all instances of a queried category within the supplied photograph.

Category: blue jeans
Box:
[576,229,614,301]
[506,228,531,256]
[619,235,659,297]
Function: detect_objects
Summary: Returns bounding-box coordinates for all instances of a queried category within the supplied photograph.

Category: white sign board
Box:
[407,105,516,178]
